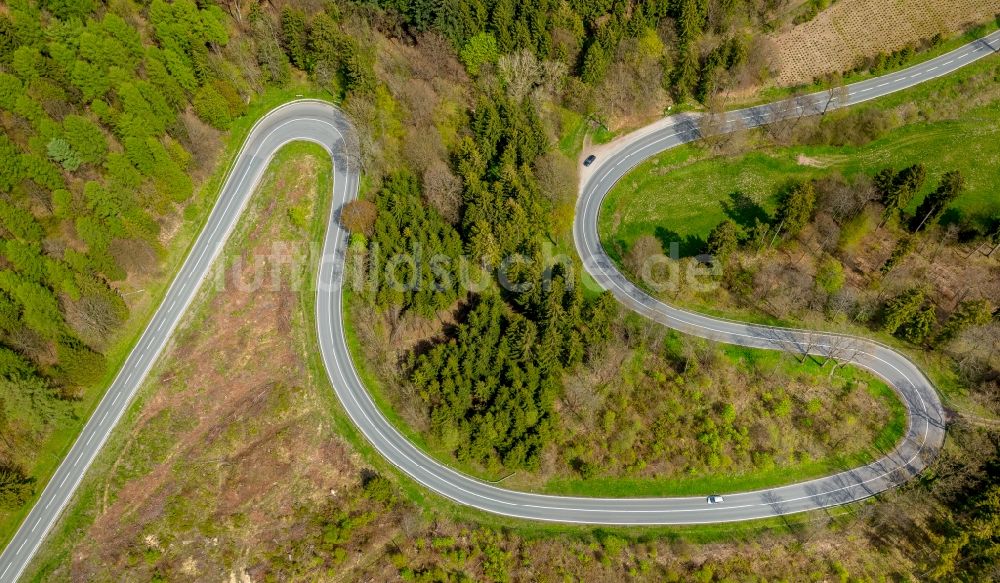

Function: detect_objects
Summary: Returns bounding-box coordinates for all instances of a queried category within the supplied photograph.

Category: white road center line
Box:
[9,36,998,574]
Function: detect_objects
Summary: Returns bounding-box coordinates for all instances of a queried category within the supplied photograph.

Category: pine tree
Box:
[0,135,23,193]
[706,219,743,261]
[911,170,964,232]
[0,464,33,509]
[671,43,700,100]
[0,200,43,241]
[882,287,926,335]
[899,303,936,345]
[193,84,232,129]
[775,180,816,237]
[62,115,107,165]
[880,236,915,275]
[281,7,311,71]
[935,299,992,346]
[878,163,925,226]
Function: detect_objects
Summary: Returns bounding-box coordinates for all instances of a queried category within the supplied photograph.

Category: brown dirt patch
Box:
[769,0,1000,86]
[797,153,825,167]
[57,152,396,581]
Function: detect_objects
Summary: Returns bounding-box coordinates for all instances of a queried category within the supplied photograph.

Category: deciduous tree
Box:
[340,199,377,237]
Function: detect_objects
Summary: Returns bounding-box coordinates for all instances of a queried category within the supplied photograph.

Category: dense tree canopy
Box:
[0,0,249,508]
[364,172,464,318]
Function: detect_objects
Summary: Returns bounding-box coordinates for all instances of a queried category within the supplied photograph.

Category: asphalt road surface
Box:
[3,29,998,582]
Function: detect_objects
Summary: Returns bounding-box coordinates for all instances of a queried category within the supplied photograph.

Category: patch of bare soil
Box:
[51,153,410,582]
[796,153,825,167]
[38,153,972,583]
[769,0,1000,86]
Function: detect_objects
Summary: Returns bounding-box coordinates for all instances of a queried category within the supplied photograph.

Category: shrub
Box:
[47,137,83,171]
[193,84,231,129]
[815,257,845,294]
[460,33,499,76]
[0,464,33,509]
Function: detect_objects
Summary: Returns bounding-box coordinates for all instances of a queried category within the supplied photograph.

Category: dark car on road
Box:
[583,154,596,166]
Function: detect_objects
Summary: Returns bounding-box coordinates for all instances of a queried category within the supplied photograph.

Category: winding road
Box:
[2,29,999,582]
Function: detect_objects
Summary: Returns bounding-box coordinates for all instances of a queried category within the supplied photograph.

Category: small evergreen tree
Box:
[706,219,743,261]
[935,299,992,346]
[775,180,816,237]
[880,236,915,275]
[911,170,964,232]
[882,287,926,335]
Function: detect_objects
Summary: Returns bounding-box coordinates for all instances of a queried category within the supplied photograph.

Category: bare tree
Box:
[697,96,742,151]
[422,160,462,224]
[537,60,568,101]
[595,37,668,123]
[816,174,878,221]
[793,92,821,126]
[764,95,800,143]
[561,377,602,424]
[402,125,443,173]
[821,73,849,115]
[741,37,779,88]
[533,151,576,204]
[411,32,468,83]
[343,93,383,175]
[696,109,726,149]
[624,235,665,278]
[400,78,439,128]
[110,239,159,277]
[340,199,377,236]
[65,294,128,347]
[498,50,541,102]
[820,335,862,378]
[218,0,245,25]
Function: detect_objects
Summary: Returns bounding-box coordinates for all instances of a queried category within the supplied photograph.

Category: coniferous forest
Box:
[3,0,1000,579]
[0,0,778,504]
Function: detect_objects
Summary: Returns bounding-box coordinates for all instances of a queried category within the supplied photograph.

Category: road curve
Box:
[3,30,999,581]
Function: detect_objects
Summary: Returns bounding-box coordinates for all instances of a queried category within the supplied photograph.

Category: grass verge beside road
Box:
[746,19,1000,107]
[600,56,1000,260]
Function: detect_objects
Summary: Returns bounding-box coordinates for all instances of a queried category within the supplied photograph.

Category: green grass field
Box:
[599,58,1000,260]
[558,107,616,158]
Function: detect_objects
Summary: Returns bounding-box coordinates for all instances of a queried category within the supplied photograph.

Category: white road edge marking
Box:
[3,32,998,582]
